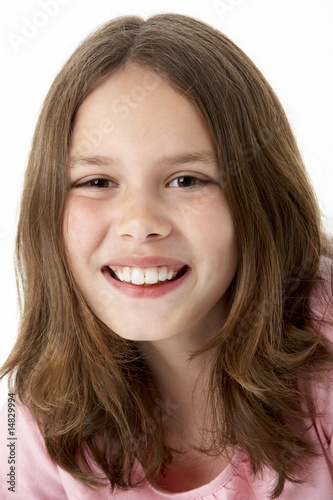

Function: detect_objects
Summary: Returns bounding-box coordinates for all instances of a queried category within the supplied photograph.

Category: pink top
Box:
[1,258,333,499]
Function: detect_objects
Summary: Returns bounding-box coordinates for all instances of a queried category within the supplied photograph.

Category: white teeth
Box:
[158,267,168,281]
[131,268,145,285]
[117,270,124,281]
[122,268,131,282]
[110,265,183,285]
[145,268,159,284]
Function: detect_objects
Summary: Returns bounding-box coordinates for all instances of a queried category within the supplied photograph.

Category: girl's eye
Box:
[169,176,207,188]
[72,176,211,190]
[73,178,116,189]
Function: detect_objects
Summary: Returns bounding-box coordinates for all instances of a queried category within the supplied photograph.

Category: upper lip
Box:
[103,256,189,270]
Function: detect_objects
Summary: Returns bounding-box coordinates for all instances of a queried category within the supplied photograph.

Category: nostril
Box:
[115,211,172,241]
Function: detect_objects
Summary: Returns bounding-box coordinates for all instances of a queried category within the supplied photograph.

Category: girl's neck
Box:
[137,334,214,437]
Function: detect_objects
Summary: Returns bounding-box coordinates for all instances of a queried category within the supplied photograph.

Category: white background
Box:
[0,0,332,407]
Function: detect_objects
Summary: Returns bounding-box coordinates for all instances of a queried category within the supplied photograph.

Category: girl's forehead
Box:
[75,65,165,116]
[70,65,217,161]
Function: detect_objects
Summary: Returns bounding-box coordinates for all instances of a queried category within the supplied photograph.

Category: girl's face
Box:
[64,65,238,344]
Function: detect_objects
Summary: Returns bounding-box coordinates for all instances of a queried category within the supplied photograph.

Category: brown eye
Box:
[73,178,117,189]
[88,179,111,188]
[178,176,196,187]
[169,176,206,188]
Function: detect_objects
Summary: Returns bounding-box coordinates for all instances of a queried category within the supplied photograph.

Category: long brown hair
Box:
[1,13,333,498]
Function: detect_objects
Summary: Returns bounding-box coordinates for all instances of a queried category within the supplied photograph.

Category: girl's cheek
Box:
[64,197,109,255]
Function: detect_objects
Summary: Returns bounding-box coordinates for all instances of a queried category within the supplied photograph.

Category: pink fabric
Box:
[1,258,332,499]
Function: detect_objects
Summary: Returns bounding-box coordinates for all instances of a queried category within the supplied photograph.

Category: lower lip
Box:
[102,268,191,298]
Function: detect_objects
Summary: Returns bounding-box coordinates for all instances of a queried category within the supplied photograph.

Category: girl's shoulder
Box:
[305,255,333,436]
[311,255,333,317]
[0,399,68,498]
[308,256,333,335]
[0,400,138,499]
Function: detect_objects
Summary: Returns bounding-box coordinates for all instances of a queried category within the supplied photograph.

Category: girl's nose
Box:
[113,191,172,242]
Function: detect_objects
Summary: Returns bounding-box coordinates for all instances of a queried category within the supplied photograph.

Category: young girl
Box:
[1,13,333,500]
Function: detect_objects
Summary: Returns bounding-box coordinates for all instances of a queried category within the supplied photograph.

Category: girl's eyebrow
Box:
[161,151,219,168]
[68,155,116,170]
[68,151,219,170]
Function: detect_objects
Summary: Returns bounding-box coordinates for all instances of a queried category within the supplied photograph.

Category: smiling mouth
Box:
[103,265,189,287]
